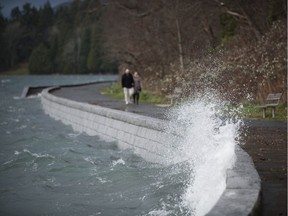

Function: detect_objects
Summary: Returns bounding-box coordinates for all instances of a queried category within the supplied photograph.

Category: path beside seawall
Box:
[41,82,262,215]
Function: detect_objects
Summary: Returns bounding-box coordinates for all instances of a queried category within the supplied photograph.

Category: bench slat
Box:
[266,93,282,101]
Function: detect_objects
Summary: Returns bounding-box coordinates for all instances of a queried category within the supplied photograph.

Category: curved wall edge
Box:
[41,86,261,216]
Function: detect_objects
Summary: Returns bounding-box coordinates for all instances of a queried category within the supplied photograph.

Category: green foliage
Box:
[28,44,52,74]
[10,7,21,21]
[79,28,91,73]
[1,63,29,75]
[102,82,167,104]
[266,1,287,25]
[87,25,103,72]
[0,0,117,74]
[241,102,287,122]
[102,82,124,99]
[220,13,237,44]
[0,9,8,71]
[38,2,54,30]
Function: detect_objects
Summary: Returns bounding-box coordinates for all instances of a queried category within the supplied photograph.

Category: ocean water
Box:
[0,76,192,216]
[0,76,240,216]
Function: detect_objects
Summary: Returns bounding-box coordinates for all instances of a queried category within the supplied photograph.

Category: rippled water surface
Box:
[0,76,191,216]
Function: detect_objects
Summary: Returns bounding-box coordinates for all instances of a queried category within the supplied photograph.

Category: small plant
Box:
[102,82,124,99]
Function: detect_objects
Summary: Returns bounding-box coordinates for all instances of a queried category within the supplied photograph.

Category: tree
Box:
[38,1,54,30]
[28,43,52,74]
[3,22,26,68]
[87,25,103,72]
[79,28,91,73]
[21,3,39,29]
[10,6,21,21]
[0,7,8,70]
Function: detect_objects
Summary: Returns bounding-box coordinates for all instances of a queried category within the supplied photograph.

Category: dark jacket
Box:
[121,73,134,88]
[133,76,142,93]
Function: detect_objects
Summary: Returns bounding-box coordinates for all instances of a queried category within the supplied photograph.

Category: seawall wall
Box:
[41,86,261,216]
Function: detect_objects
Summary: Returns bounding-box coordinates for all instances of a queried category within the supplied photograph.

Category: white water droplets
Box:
[166,95,241,216]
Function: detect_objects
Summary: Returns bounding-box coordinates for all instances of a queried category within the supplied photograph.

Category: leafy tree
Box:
[4,22,26,68]
[49,36,59,73]
[10,6,21,21]
[38,1,54,30]
[28,43,52,74]
[79,28,91,73]
[21,3,39,29]
[0,7,8,70]
[87,25,103,73]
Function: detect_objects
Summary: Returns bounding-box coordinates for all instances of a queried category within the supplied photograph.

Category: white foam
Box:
[146,209,173,216]
[84,156,96,165]
[111,158,126,167]
[2,160,14,165]
[68,132,81,138]
[17,125,27,130]
[26,94,41,99]
[23,149,55,159]
[96,177,111,184]
[166,95,240,216]
[1,79,10,83]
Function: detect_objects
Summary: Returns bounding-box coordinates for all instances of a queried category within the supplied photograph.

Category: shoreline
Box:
[40,82,265,215]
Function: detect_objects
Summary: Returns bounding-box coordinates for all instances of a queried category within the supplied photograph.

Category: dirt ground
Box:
[240,124,287,216]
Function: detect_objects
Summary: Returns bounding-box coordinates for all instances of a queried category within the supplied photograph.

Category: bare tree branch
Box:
[112,0,162,18]
[214,0,262,40]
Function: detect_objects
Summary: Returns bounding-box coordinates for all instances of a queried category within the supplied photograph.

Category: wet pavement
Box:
[51,82,287,216]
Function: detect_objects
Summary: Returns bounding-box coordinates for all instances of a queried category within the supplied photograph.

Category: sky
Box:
[0,0,71,17]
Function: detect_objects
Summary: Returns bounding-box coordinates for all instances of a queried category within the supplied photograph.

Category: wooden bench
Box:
[166,87,182,105]
[258,93,282,118]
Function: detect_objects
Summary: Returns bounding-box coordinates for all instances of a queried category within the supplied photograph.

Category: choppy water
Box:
[0,76,194,216]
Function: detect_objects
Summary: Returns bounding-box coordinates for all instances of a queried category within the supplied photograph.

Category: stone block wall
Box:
[41,87,177,164]
[41,86,261,216]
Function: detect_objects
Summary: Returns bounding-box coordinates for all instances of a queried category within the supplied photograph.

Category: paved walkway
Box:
[51,82,287,216]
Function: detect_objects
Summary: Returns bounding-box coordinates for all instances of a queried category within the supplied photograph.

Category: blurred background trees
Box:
[0,0,286,102]
[0,0,117,74]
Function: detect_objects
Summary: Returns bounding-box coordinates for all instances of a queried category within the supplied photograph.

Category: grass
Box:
[101,82,169,104]
[241,102,287,122]
[0,63,30,75]
[102,83,287,121]
[2,66,286,122]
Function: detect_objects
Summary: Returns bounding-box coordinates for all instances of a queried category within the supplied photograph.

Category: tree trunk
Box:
[175,18,184,73]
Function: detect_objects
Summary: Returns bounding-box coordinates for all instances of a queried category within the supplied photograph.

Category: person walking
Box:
[133,71,142,104]
[121,68,134,105]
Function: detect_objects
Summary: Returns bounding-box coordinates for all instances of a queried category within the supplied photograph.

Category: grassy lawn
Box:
[0,64,30,75]
[102,83,287,121]
[101,82,169,104]
[2,66,285,122]
[241,102,287,122]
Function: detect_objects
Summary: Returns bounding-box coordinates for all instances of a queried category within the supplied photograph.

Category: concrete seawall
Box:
[41,86,261,216]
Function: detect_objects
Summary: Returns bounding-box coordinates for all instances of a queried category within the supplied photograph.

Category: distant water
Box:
[0,76,192,216]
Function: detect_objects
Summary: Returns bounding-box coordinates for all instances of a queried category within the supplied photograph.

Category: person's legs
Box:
[136,93,140,104]
[123,87,129,104]
[128,88,134,104]
[133,93,136,104]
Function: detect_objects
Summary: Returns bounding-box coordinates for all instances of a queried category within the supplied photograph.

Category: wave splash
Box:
[166,95,241,216]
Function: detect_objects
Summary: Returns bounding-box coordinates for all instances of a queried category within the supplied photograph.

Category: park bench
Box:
[258,93,282,118]
[167,87,182,105]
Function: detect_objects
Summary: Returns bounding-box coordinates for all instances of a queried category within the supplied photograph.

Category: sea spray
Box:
[165,95,241,216]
